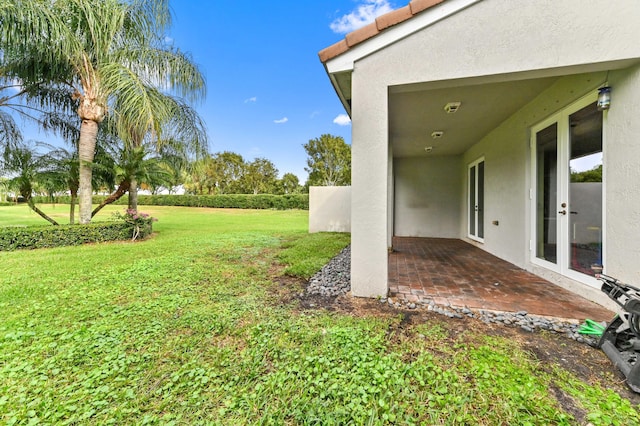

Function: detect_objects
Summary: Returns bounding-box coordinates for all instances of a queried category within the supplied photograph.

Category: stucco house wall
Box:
[394,156,462,238]
[325,0,640,299]
[354,0,640,88]
[604,64,640,285]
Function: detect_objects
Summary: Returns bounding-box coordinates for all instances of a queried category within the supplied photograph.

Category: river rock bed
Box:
[307,246,351,297]
[382,297,601,346]
[306,245,601,346]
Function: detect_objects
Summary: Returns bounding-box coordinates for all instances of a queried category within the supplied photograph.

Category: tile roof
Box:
[318,0,446,63]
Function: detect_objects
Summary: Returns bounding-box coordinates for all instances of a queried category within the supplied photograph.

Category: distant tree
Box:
[211,151,246,194]
[277,172,301,195]
[571,164,602,183]
[304,134,351,186]
[184,156,215,195]
[0,177,8,202]
[240,157,278,194]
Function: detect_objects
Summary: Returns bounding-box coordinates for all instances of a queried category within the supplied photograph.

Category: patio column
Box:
[606,63,640,284]
[350,70,389,297]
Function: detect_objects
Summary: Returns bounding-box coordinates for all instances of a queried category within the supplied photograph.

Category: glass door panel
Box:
[468,159,484,241]
[469,165,476,237]
[568,103,603,276]
[535,123,558,264]
[477,161,484,239]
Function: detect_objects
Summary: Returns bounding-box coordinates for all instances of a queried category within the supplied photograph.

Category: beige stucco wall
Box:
[394,156,462,237]
[605,64,640,285]
[339,0,640,299]
[358,0,640,88]
[308,186,351,233]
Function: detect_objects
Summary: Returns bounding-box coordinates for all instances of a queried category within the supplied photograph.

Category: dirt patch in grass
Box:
[272,272,640,411]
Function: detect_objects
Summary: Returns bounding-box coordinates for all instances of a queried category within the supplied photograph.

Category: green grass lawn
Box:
[0,204,637,425]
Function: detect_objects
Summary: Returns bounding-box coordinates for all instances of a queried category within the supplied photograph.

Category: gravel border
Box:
[307,245,602,346]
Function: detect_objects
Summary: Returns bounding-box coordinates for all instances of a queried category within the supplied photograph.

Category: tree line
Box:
[1,132,352,215]
[185,134,352,196]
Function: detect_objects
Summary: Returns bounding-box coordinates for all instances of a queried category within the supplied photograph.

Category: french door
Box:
[531,94,603,286]
[468,158,484,242]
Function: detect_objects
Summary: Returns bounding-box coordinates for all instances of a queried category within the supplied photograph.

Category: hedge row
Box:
[31,194,309,210]
[0,221,153,251]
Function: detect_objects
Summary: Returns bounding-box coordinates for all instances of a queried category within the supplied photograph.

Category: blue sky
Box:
[163,0,398,181]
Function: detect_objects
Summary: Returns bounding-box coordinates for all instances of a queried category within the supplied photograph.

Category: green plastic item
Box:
[578,319,606,336]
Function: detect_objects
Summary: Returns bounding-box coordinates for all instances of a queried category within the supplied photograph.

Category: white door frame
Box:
[529,92,602,289]
[468,157,485,243]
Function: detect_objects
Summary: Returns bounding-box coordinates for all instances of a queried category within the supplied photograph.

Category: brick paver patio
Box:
[388,237,613,321]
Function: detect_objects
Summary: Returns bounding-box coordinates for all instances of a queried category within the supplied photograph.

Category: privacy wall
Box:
[308,186,351,233]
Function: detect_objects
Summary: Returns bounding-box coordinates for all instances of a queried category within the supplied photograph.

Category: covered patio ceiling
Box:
[388,76,560,158]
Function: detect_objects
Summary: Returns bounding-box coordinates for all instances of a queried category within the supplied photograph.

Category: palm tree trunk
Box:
[78,119,99,224]
[27,198,59,226]
[69,190,77,224]
[128,177,138,213]
[92,180,129,217]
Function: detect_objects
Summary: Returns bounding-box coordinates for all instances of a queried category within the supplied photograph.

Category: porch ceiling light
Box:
[424,146,433,153]
[444,102,461,113]
[597,86,611,111]
[431,131,444,139]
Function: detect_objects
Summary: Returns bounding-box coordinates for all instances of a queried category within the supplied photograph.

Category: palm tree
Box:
[45,144,116,224]
[1,1,77,151]
[99,94,207,213]
[0,81,25,150]
[0,141,59,225]
[90,141,173,217]
[1,0,205,223]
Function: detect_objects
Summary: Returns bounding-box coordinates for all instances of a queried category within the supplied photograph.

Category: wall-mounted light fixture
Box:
[597,86,611,111]
[424,146,433,153]
[431,131,444,139]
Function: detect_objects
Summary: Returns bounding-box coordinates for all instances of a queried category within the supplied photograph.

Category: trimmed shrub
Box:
[32,194,309,210]
[0,221,153,251]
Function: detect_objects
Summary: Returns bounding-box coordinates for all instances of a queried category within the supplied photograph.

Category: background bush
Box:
[0,221,153,251]
[32,194,309,210]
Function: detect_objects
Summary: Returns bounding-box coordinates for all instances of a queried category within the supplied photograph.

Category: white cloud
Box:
[274,117,289,124]
[330,0,395,34]
[163,36,174,45]
[333,114,352,126]
[244,96,257,103]
[309,110,320,119]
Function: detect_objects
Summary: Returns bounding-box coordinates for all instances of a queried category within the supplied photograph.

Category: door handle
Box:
[558,210,567,215]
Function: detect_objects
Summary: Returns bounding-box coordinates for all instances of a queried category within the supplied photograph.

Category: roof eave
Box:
[318,0,482,114]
